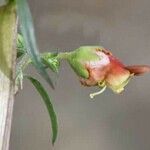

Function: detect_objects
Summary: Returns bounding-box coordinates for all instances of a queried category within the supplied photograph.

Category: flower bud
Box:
[67,46,150,97]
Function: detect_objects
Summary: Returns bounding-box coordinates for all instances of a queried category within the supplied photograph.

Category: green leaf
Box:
[16,0,54,89]
[27,76,58,145]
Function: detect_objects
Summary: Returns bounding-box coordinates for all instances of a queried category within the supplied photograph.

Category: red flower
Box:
[75,47,150,97]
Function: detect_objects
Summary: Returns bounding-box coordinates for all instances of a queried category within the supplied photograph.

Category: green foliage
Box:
[15,0,61,144]
[16,0,54,89]
[15,52,60,144]
[27,76,58,145]
[15,52,60,88]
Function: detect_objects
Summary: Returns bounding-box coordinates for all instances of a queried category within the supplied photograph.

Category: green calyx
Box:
[70,46,104,61]
[66,46,103,79]
[42,53,60,73]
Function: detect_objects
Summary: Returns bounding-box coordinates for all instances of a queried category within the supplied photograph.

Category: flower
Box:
[67,46,150,98]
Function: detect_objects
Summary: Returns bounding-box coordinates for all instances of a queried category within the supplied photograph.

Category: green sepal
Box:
[42,53,60,73]
[73,46,103,61]
[67,46,103,78]
[68,58,89,78]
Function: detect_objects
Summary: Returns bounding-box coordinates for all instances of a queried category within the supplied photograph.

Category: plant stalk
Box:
[0,2,17,150]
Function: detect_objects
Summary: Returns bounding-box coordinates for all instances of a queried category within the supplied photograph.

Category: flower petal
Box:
[106,67,131,93]
[126,65,150,76]
[105,55,132,93]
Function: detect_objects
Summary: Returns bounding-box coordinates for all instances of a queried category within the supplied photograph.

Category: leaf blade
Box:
[16,0,54,89]
[27,76,58,144]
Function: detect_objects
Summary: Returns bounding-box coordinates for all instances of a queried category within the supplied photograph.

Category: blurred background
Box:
[10,0,150,150]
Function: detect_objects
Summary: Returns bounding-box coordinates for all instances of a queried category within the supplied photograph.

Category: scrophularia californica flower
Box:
[65,46,150,98]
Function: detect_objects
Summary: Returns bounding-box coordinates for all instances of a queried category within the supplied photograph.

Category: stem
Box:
[16,51,71,75]
[15,51,71,90]
[0,2,17,150]
[16,53,31,78]
[57,52,71,60]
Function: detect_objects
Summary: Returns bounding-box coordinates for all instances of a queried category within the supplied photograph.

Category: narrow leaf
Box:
[27,76,58,144]
[16,0,54,88]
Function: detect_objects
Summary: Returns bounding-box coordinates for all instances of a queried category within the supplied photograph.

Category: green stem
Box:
[16,51,71,80]
[16,53,31,78]
[0,1,17,149]
[57,52,71,60]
